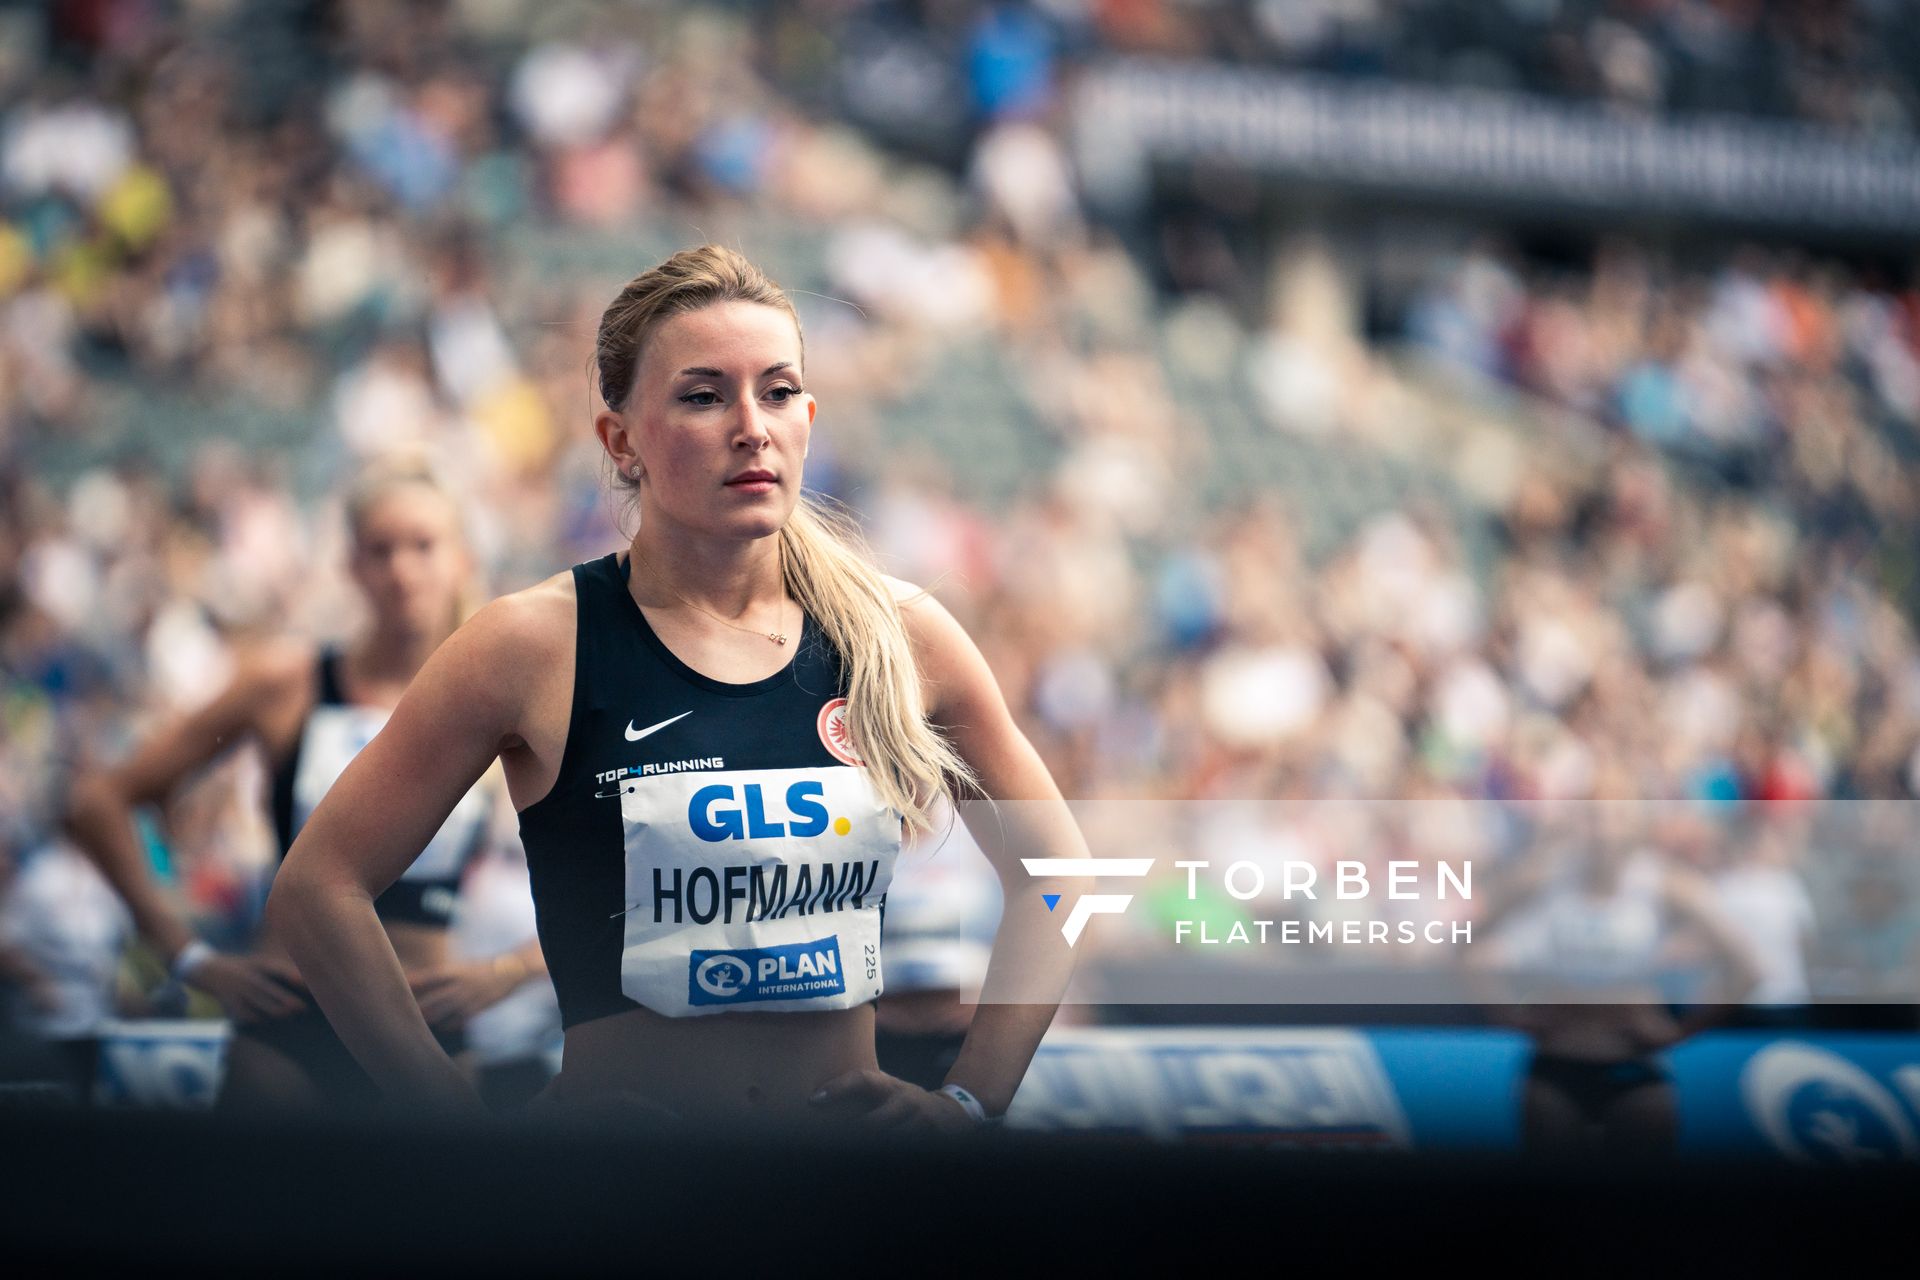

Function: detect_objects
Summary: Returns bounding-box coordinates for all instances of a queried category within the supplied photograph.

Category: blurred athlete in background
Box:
[1472,787,1761,1156]
[64,454,549,1111]
[447,827,564,1110]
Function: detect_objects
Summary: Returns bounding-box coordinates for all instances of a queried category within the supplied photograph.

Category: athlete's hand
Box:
[189,954,307,1023]
[22,968,63,1014]
[808,1067,979,1134]
[408,961,523,1030]
[1627,1002,1693,1050]
[2,952,62,1014]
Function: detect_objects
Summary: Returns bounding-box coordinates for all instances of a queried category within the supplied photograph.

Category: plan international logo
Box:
[1021,858,1155,946]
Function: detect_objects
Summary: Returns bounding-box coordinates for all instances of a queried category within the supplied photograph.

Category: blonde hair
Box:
[342,450,481,633]
[594,244,979,832]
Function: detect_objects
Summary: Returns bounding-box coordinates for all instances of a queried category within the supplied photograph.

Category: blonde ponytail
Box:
[778,493,980,832]
[595,245,979,833]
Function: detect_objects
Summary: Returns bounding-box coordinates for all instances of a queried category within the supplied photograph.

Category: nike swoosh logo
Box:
[625,710,692,742]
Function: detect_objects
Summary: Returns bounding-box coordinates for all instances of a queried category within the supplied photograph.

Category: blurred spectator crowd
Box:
[1,0,1918,1039]
[1084,0,1920,136]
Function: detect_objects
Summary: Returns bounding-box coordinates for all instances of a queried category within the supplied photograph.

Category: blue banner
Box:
[88,1018,1920,1161]
[1669,1033,1920,1162]
[1010,1025,1920,1159]
[94,1019,228,1109]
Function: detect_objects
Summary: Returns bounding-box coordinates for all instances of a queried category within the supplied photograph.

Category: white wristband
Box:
[937,1082,989,1124]
[170,939,215,984]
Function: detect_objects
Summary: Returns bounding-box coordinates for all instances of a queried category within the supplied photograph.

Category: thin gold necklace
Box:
[668,588,791,645]
[657,545,792,646]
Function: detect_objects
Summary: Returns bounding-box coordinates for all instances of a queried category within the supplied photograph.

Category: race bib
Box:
[617,765,897,1017]
[292,705,490,881]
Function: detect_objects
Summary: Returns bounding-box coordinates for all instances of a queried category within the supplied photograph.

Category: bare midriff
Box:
[1521,997,1684,1059]
[545,1002,880,1124]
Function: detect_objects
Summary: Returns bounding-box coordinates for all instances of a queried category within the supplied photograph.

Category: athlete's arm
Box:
[1663,866,1763,1035]
[0,939,58,1013]
[62,642,309,1019]
[1665,867,1761,996]
[1457,895,1553,1034]
[267,593,561,1113]
[814,579,1087,1127]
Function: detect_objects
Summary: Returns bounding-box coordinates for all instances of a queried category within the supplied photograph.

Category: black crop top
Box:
[516,552,902,1029]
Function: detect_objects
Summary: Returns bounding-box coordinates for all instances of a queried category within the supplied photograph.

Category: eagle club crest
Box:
[816,697,865,766]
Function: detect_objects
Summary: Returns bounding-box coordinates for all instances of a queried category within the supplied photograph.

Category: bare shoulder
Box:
[880,573,993,721]
[389,569,577,751]
[881,573,932,606]
[454,568,576,668]
[882,573,967,653]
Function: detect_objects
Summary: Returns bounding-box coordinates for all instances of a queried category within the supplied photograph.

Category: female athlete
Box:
[65,455,548,1109]
[1472,795,1761,1155]
[268,245,1086,1130]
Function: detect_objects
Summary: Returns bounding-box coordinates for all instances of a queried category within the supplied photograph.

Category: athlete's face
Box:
[349,484,469,638]
[604,300,814,542]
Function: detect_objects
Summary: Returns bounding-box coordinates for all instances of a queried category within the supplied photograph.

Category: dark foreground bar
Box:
[2,1106,1912,1271]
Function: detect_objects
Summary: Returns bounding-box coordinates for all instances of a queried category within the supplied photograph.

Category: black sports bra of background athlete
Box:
[517,551,892,1030]
[268,649,491,927]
